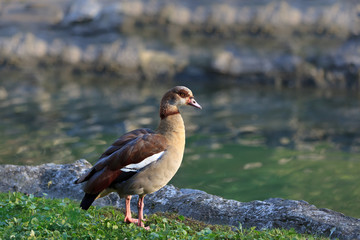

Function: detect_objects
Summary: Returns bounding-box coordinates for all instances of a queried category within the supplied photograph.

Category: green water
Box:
[175,140,360,218]
[0,68,359,218]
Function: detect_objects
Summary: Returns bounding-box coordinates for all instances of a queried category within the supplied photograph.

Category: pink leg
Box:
[137,195,149,230]
[124,195,138,224]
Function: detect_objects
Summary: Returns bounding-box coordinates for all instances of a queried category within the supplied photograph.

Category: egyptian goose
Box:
[74,86,201,229]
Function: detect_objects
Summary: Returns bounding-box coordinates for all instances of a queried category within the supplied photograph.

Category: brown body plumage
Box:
[74,86,201,229]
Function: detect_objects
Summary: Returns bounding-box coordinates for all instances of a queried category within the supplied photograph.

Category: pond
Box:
[1,67,360,218]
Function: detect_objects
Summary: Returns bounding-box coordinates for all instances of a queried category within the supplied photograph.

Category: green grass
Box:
[0,192,328,239]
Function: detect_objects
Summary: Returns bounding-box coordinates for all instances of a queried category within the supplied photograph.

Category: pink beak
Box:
[188,97,202,109]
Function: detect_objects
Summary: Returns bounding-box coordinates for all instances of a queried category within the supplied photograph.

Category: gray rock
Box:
[61,0,101,25]
[58,0,360,37]
[0,160,359,239]
[1,0,360,88]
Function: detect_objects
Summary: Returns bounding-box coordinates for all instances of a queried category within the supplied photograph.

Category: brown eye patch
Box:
[178,90,189,98]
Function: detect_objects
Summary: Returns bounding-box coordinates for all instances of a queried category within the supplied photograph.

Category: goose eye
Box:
[179,92,186,98]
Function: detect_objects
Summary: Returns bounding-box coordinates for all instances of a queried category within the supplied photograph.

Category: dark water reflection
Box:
[1,68,360,217]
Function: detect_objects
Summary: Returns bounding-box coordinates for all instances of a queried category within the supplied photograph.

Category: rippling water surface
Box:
[1,68,359,217]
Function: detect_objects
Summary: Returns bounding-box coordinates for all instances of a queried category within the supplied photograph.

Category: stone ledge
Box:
[0,159,359,239]
[1,0,360,89]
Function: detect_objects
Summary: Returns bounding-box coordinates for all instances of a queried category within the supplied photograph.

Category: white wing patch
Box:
[121,151,165,172]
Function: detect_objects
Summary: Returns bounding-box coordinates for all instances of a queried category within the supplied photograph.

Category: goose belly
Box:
[115,147,184,196]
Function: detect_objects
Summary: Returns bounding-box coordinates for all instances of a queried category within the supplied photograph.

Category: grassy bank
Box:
[0,192,327,239]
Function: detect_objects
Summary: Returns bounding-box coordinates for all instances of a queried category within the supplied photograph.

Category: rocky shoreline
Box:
[1,0,360,89]
[0,160,359,239]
